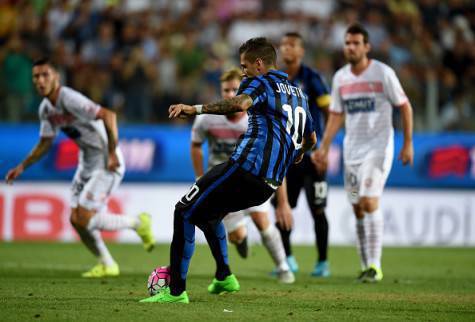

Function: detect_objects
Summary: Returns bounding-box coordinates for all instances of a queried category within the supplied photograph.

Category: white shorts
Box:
[70,168,123,211]
[344,156,392,204]
[222,198,271,233]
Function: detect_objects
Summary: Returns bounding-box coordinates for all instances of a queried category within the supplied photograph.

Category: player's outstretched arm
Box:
[398,101,414,166]
[190,142,204,179]
[5,137,54,184]
[202,94,253,114]
[169,94,253,119]
[96,108,120,172]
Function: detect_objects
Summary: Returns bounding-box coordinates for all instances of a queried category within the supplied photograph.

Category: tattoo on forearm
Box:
[203,95,250,115]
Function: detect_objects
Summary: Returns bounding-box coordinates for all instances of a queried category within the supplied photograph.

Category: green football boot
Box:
[207,274,240,295]
[139,288,189,304]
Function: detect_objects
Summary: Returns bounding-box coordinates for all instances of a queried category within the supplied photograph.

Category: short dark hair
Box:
[239,37,277,66]
[33,57,57,70]
[284,31,303,43]
[346,23,370,43]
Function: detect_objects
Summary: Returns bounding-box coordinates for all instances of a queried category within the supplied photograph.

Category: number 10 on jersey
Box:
[282,104,307,149]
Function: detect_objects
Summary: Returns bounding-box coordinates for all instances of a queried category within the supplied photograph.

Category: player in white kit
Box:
[314,24,414,282]
[191,68,295,283]
[5,58,155,277]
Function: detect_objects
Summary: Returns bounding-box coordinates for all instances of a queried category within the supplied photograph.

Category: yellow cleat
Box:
[81,263,120,278]
[137,212,156,252]
[363,265,383,283]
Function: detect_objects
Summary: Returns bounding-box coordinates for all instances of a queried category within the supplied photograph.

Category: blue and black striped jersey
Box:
[290,64,330,140]
[230,70,314,184]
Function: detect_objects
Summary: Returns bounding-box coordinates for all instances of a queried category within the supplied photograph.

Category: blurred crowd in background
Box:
[0,0,474,131]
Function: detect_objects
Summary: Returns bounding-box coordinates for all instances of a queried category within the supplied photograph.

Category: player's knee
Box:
[228,227,246,244]
[74,207,94,228]
[251,213,269,231]
[359,197,378,213]
[70,212,79,228]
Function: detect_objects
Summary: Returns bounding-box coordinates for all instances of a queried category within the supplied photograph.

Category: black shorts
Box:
[176,161,275,225]
[273,153,327,210]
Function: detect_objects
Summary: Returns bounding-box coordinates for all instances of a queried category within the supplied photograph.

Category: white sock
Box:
[355,217,368,270]
[365,209,384,269]
[88,213,139,231]
[90,229,116,267]
[260,224,289,272]
[73,225,115,267]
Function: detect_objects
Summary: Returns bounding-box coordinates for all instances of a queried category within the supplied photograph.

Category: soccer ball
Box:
[147,266,171,296]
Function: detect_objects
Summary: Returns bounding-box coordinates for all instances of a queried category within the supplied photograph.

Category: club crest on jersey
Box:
[344,97,375,114]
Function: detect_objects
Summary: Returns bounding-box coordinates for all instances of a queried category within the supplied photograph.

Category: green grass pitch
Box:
[0,242,474,321]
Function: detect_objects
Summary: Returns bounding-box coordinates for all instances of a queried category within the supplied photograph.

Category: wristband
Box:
[194,104,203,115]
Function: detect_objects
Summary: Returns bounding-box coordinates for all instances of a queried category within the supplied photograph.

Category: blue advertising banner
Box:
[1,123,474,188]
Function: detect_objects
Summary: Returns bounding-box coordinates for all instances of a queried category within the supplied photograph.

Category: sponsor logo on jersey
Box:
[48,113,75,126]
[212,142,237,156]
[344,97,375,114]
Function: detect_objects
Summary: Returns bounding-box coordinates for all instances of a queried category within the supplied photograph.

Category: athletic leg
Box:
[252,210,294,283]
[198,220,231,280]
[223,211,249,258]
[345,163,370,279]
[168,162,274,297]
[84,169,155,248]
[360,197,383,270]
[169,208,196,296]
[69,172,118,276]
[353,203,368,272]
[252,211,288,271]
[274,163,302,257]
[303,157,330,277]
[359,157,390,283]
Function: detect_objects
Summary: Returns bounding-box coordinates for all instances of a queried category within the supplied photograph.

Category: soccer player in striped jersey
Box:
[314,24,414,283]
[5,58,155,278]
[271,32,332,277]
[141,37,316,304]
[191,68,294,284]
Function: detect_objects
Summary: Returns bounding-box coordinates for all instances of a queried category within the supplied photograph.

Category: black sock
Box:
[312,209,329,262]
[215,265,232,281]
[275,222,292,256]
[198,222,232,281]
[170,277,186,296]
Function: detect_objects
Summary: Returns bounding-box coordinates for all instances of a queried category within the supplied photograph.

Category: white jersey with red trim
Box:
[191,114,247,168]
[329,60,407,164]
[38,86,124,176]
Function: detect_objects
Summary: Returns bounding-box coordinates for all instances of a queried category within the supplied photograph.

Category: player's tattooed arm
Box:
[169,95,253,118]
[202,94,253,114]
[5,137,54,184]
